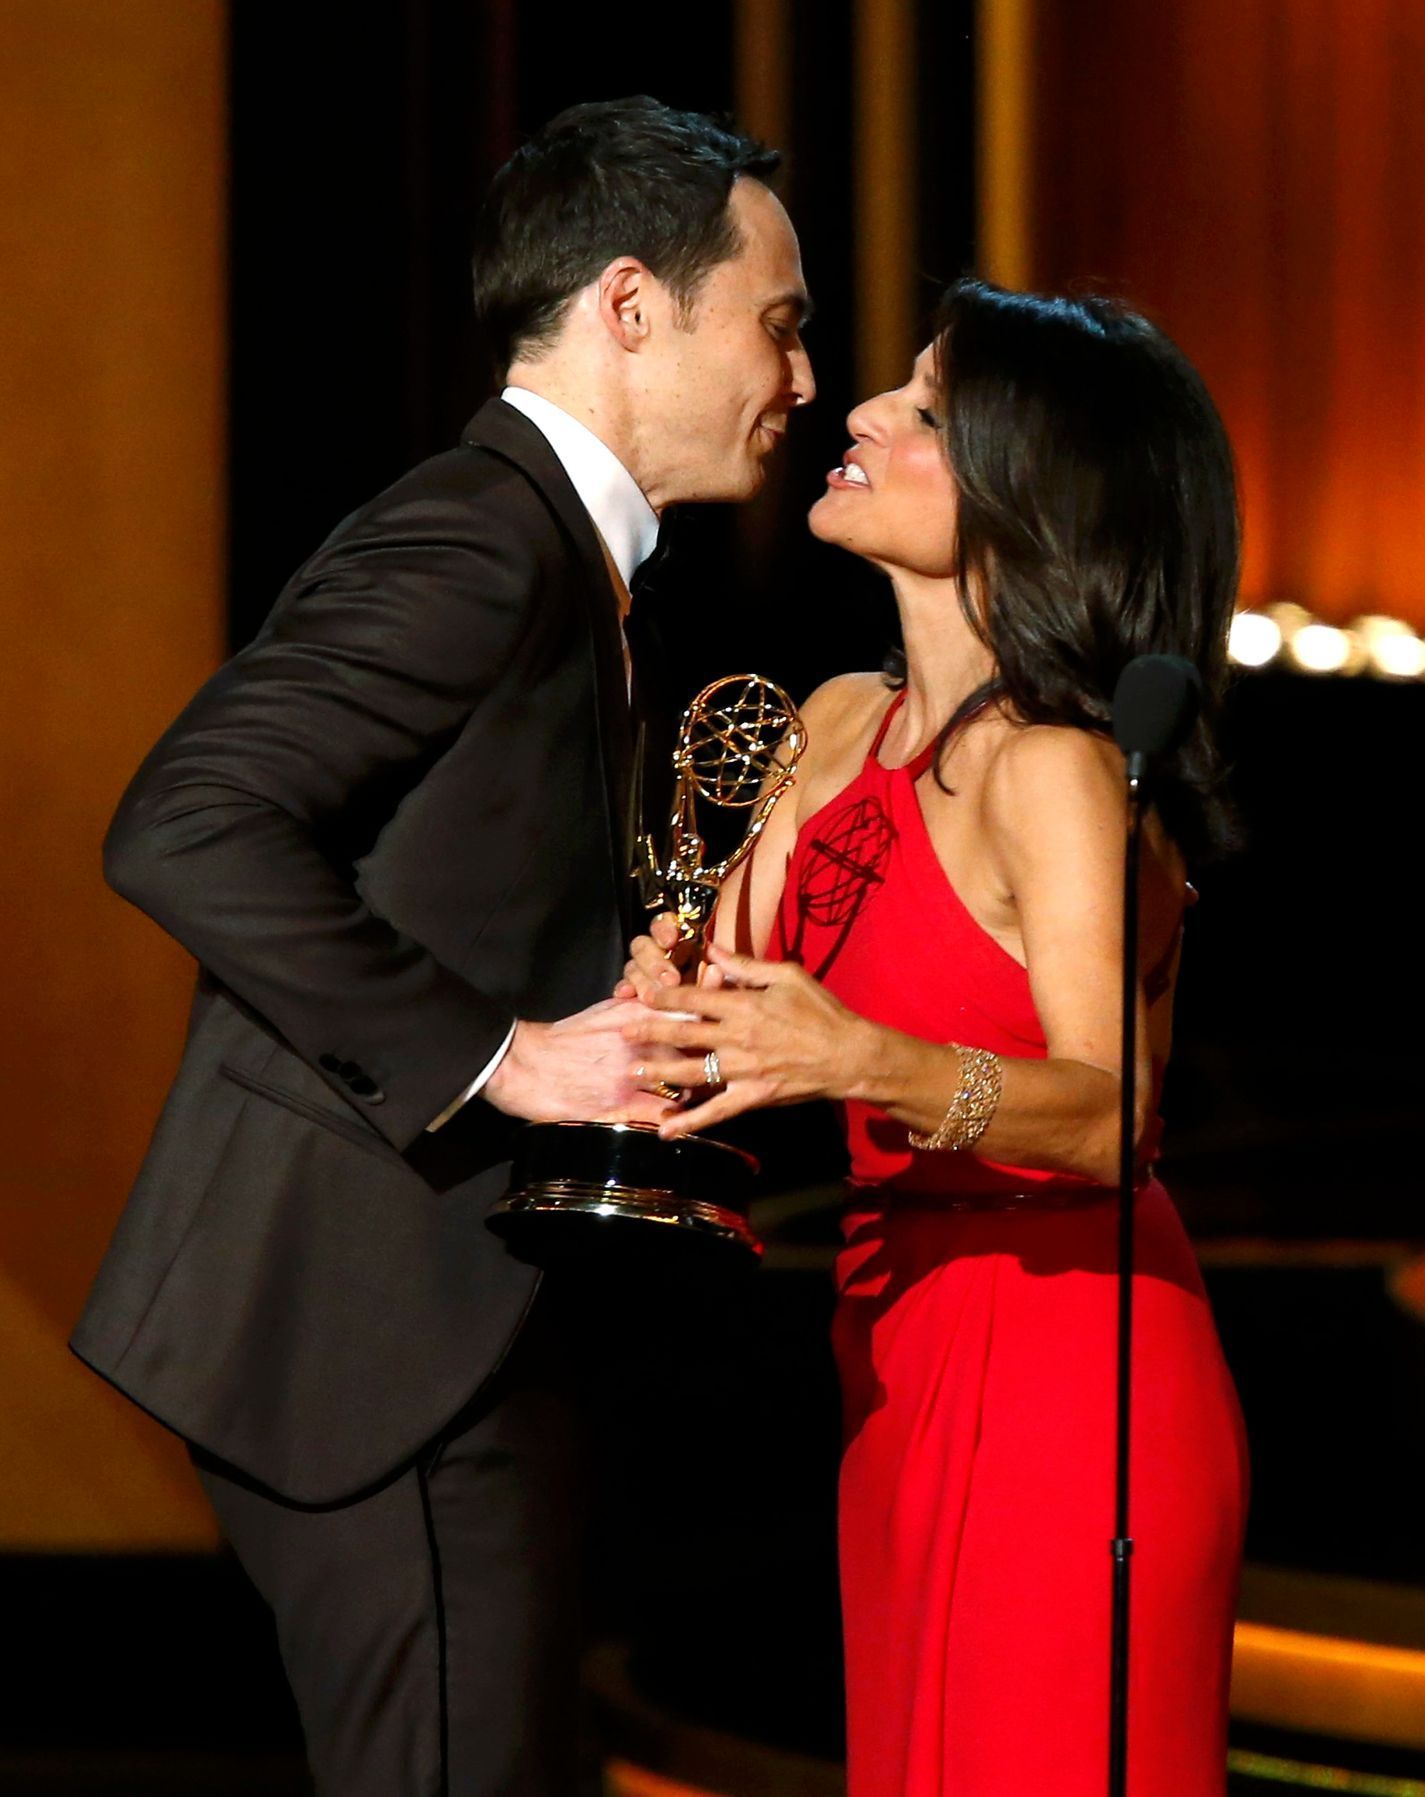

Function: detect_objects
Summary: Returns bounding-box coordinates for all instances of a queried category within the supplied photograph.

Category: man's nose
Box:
[790,344,816,408]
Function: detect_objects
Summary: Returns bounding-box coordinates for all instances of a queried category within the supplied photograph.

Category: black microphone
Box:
[1105,648,1205,1796]
[1111,654,1203,783]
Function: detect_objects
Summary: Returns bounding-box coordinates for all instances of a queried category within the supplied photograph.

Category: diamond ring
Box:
[703,1050,722,1087]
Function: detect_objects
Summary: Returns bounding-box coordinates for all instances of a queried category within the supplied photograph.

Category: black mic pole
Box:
[1108,748,1147,1797]
[1107,655,1203,1797]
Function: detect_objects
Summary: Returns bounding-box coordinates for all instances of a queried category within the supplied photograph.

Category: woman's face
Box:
[808,344,960,577]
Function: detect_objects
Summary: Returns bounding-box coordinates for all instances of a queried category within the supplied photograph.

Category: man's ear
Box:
[598,257,652,350]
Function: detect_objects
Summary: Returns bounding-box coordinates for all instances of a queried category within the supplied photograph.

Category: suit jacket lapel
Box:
[462,398,635,935]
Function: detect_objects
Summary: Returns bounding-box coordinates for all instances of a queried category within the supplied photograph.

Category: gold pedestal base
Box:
[488,1122,762,1266]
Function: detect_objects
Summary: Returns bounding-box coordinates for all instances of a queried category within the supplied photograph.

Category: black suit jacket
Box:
[72,399,641,1503]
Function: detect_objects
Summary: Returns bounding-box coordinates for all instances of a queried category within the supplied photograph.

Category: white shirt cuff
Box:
[425,1021,517,1131]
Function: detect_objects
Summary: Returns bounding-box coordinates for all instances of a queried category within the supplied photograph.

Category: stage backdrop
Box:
[0,2,224,1547]
[996,0,1425,628]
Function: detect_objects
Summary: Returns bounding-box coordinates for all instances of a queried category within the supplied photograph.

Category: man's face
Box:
[632,180,814,506]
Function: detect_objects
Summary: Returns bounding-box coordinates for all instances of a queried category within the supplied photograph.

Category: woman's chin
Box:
[808,491,852,544]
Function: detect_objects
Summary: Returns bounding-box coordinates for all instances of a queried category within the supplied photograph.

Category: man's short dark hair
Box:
[473,96,781,375]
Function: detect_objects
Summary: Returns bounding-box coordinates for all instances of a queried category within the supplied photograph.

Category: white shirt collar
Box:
[500,387,659,589]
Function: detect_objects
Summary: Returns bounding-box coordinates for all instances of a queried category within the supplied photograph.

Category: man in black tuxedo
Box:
[72,97,813,1795]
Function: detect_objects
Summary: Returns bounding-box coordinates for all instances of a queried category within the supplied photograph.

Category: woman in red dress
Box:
[623,280,1249,1795]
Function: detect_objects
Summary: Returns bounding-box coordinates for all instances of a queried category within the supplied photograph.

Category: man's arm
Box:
[427,1022,516,1130]
[105,481,534,1152]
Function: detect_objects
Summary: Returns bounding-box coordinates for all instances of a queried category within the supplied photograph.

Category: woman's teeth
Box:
[838,464,870,486]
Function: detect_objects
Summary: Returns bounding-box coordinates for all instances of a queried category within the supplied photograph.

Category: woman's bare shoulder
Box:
[789,672,892,820]
[981,721,1185,892]
[981,722,1124,840]
[799,670,892,734]
[987,719,1121,784]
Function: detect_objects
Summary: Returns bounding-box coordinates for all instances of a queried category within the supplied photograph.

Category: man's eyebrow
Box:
[765,289,814,326]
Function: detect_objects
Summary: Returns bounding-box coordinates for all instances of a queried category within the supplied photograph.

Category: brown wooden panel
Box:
[0,2,226,1545]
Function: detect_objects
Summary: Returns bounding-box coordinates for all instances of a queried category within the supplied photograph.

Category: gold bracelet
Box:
[907,1044,1004,1153]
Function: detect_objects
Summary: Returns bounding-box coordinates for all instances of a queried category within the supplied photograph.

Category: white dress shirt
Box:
[426,388,659,1129]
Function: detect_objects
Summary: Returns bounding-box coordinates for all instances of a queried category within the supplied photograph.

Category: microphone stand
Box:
[1109,753,1148,1797]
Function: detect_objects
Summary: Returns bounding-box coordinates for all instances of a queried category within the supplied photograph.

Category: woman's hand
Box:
[622,942,877,1137]
[615,912,690,1006]
[615,913,734,1013]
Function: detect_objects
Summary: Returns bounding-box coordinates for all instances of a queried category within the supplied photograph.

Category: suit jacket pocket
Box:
[218,1062,406,1166]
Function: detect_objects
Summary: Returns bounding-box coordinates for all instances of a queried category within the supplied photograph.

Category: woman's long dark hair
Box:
[888,279,1241,863]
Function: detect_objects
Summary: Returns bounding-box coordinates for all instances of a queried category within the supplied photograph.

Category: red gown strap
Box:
[906,734,941,781]
[733,833,758,956]
[867,689,908,761]
[868,690,941,781]
[897,693,994,783]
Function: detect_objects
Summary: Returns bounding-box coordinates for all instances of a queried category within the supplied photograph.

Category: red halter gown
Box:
[766,692,1248,1797]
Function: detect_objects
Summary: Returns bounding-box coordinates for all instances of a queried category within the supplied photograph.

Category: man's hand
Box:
[483,998,678,1127]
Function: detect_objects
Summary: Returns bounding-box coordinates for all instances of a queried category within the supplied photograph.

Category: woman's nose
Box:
[845,394,884,441]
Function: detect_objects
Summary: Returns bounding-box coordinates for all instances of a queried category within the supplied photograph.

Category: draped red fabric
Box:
[1028,0,1425,625]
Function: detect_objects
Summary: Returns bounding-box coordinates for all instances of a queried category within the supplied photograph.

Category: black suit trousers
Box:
[192,1289,587,1797]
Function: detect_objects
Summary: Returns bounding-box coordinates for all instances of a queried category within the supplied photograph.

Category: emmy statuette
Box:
[488,674,806,1266]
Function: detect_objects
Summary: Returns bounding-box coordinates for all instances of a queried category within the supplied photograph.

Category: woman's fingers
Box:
[658,1083,763,1137]
[631,934,680,984]
[623,925,755,1012]
[625,982,746,1029]
[625,1012,723,1049]
[619,966,656,1006]
[619,965,658,1006]
[649,911,681,950]
[620,1083,689,1113]
[622,935,682,1005]
[633,1051,727,1089]
[703,943,783,988]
